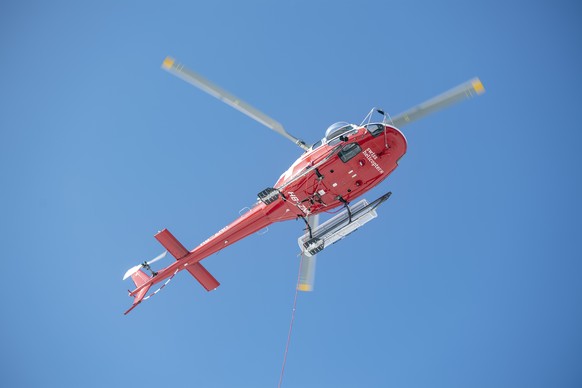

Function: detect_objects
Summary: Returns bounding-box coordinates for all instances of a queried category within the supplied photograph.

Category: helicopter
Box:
[123,56,485,314]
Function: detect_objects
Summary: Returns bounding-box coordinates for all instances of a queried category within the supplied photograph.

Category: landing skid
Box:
[299,192,392,256]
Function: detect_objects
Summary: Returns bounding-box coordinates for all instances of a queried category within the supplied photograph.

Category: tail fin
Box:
[124,269,152,315]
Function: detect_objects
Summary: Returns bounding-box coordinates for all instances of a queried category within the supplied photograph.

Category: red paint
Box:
[125,124,407,312]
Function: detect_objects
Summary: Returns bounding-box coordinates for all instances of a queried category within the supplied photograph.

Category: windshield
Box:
[310,122,356,150]
[325,122,353,142]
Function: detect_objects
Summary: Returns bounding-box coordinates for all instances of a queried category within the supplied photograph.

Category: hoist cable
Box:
[277,254,304,388]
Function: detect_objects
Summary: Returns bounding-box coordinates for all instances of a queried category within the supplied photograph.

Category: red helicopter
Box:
[123,57,485,314]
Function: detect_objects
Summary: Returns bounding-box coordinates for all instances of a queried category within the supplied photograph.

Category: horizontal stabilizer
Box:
[155,229,189,259]
[186,263,220,291]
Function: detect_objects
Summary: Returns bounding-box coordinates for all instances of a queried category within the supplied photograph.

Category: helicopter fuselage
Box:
[272,123,407,221]
[126,123,407,307]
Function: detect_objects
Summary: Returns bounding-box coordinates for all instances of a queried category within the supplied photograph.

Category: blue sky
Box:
[1,1,581,387]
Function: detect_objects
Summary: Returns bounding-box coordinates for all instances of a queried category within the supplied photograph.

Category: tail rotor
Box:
[122,251,167,280]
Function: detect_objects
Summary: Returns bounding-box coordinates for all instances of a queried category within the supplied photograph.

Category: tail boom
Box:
[125,203,274,314]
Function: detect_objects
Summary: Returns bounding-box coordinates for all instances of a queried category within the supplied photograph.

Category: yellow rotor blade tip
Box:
[472,78,485,94]
[298,284,312,292]
[162,56,175,69]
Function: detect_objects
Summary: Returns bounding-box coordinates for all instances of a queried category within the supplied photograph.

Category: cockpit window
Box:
[338,142,362,163]
[310,139,323,150]
[364,123,385,137]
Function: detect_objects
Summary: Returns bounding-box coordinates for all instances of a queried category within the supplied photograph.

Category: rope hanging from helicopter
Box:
[277,251,305,388]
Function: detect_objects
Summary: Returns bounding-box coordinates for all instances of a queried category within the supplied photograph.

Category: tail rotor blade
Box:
[122,251,167,280]
[147,251,167,265]
[297,214,319,292]
[123,264,143,281]
[390,78,485,128]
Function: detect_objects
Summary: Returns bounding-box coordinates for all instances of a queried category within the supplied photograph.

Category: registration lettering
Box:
[287,191,310,214]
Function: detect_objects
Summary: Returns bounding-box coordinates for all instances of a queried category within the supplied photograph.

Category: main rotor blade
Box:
[389,78,485,128]
[298,214,319,291]
[162,57,309,151]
